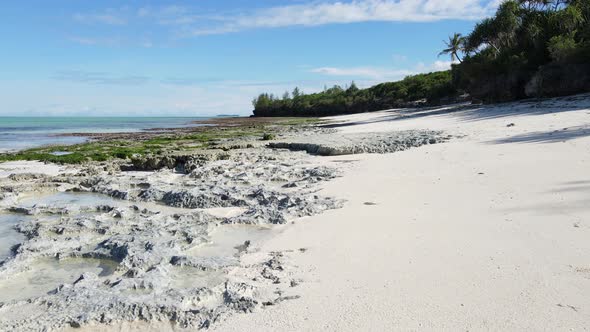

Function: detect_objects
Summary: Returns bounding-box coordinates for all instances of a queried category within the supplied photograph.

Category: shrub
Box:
[262,133,276,140]
[252,71,456,117]
[548,34,580,63]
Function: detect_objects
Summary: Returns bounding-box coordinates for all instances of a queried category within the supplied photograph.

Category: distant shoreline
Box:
[0,116,215,153]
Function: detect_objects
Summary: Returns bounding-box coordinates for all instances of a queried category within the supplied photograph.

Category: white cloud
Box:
[189,0,498,35]
[310,60,457,81]
[69,1,500,38]
[422,60,456,71]
[73,13,127,25]
[52,70,150,86]
[433,60,455,70]
[310,67,414,80]
[68,36,156,48]
[68,36,121,46]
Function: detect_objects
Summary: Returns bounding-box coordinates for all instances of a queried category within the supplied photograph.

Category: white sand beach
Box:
[0,161,73,179]
[1,96,590,331]
[213,96,590,331]
[4,0,590,329]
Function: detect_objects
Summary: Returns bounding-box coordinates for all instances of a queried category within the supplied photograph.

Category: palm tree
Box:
[439,33,466,63]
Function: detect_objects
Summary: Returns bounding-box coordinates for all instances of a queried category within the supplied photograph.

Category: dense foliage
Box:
[252,71,455,117]
[453,0,590,101]
[252,0,590,116]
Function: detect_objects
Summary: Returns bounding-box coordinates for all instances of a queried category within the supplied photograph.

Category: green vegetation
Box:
[0,141,164,164]
[274,118,322,126]
[0,127,260,164]
[252,0,590,116]
[439,33,466,63]
[0,117,320,164]
[252,71,455,117]
[452,0,590,101]
[261,133,276,141]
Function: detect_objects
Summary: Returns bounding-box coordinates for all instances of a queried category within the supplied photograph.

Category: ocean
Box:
[0,117,210,152]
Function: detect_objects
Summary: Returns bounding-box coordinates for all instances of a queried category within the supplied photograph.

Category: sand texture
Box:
[0,94,589,330]
[213,94,590,331]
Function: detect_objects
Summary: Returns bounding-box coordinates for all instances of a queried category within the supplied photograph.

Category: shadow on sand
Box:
[490,125,590,144]
[456,94,590,122]
[320,93,590,130]
[319,103,475,129]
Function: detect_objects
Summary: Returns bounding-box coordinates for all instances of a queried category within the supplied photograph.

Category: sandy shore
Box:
[212,95,590,330]
[2,117,449,330]
[0,95,589,330]
[0,161,75,179]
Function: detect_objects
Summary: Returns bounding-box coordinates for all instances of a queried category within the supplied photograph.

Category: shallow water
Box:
[0,116,210,152]
[18,191,200,216]
[49,151,73,156]
[2,193,277,302]
[189,224,273,258]
[18,192,119,208]
[0,258,118,302]
[0,214,27,261]
[170,267,227,290]
[170,225,274,291]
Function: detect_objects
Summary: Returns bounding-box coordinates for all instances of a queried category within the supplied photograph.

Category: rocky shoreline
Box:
[0,122,449,331]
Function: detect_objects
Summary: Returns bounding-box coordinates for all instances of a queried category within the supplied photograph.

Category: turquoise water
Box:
[0,117,209,152]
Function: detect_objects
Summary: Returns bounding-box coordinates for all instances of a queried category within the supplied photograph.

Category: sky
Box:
[0,0,501,117]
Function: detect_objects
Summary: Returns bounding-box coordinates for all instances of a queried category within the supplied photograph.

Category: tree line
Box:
[252,71,454,117]
[449,0,590,101]
[252,0,590,117]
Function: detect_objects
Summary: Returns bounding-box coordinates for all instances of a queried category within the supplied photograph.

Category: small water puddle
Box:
[170,267,226,290]
[18,191,201,216]
[18,192,119,209]
[171,225,274,291]
[3,194,277,302]
[189,224,273,258]
[0,257,118,303]
[0,214,28,261]
[49,151,72,156]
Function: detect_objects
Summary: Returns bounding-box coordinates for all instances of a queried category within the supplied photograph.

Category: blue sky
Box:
[0,0,500,116]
